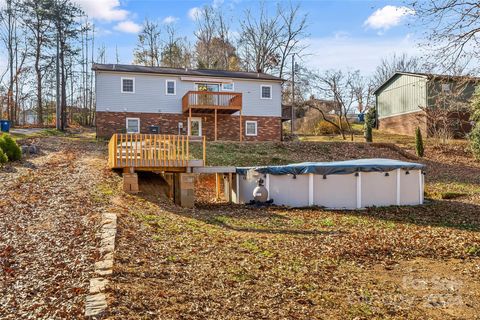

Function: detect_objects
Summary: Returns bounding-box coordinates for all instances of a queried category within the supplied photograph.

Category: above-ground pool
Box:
[233,158,425,209]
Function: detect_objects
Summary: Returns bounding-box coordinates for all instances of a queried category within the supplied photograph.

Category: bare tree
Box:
[349,71,374,114]
[409,1,480,72]
[193,5,239,70]
[421,75,476,141]
[372,53,424,87]
[238,4,282,73]
[133,19,162,67]
[305,70,360,140]
[161,24,192,68]
[277,2,308,79]
[193,6,217,69]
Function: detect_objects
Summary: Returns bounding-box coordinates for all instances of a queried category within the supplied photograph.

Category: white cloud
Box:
[302,34,422,75]
[114,20,142,34]
[364,5,415,30]
[188,7,202,21]
[74,0,129,21]
[163,16,179,24]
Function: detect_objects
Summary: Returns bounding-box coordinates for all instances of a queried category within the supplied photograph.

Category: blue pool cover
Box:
[236,158,425,176]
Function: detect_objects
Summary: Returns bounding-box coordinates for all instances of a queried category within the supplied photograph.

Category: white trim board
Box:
[378,109,425,120]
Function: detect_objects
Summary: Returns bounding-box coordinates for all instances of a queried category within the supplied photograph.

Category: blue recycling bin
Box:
[0,120,10,132]
[357,113,365,123]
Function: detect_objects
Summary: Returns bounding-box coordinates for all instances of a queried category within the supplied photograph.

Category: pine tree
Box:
[415,127,424,157]
[364,108,375,143]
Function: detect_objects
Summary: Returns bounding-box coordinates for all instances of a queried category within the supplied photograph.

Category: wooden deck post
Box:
[188,107,192,136]
[215,173,221,201]
[228,173,233,203]
[214,108,217,141]
[239,110,243,142]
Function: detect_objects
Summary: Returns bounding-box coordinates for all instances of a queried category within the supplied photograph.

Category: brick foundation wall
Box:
[378,111,427,136]
[378,110,472,137]
[96,111,282,141]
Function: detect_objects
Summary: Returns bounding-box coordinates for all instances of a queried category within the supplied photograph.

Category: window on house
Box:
[245,121,258,136]
[126,118,140,133]
[166,80,176,95]
[222,83,234,91]
[442,83,452,93]
[121,78,135,93]
[261,85,272,99]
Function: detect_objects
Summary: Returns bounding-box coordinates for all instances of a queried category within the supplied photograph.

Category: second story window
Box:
[222,83,234,91]
[261,85,272,99]
[166,80,176,95]
[121,77,135,93]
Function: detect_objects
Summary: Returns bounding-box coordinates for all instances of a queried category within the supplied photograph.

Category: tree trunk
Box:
[35,50,43,125]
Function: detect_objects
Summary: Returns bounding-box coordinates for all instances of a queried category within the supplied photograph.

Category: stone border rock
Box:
[85,212,117,317]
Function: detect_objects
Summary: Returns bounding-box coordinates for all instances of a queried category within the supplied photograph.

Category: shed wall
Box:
[377,74,427,118]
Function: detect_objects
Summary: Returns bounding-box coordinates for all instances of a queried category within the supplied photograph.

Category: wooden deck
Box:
[108,134,206,171]
[182,91,243,141]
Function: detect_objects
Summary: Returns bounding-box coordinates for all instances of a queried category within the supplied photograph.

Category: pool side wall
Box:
[234,169,423,208]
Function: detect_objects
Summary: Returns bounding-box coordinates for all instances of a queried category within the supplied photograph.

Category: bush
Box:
[313,119,349,135]
[415,127,424,157]
[0,148,7,166]
[469,124,480,160]
[0,134,21,161]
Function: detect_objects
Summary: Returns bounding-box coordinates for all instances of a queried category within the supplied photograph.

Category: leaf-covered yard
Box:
[108,135,480,319]
[0,131,114,318]
[1,130,480,319]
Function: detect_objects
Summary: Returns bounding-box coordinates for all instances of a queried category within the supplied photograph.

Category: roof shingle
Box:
[92,64,284,81]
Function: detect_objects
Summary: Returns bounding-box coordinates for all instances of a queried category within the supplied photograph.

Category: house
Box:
[374,71,479,137]
[93,64,284,141]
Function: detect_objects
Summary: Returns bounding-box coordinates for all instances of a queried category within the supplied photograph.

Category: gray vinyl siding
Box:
[95,71,282,117]
[427,79,477,110]
[376,74,427,118]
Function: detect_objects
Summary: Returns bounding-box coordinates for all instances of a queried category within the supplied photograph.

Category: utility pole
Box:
[291,54,295,134]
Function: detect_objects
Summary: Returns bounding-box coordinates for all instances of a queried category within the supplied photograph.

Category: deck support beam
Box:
[214,109,217,141]
[215,173,221,201]
[188,108,192,136]
[174,173,195,208]
[239,110,243,142]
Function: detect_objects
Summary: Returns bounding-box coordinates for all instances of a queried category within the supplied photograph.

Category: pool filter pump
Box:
[252,178,269,203]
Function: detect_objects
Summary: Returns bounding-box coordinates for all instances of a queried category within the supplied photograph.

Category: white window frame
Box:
[245,120,258,136]
[260,85,272,99]
[221,83,234,91]
[188,117,202,136]
[442,83,452,93]
[121,77,135,94]
[126,117,140,133]
[166,79,176,95]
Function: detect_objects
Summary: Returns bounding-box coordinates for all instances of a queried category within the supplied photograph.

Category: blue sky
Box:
[78,0,421,75]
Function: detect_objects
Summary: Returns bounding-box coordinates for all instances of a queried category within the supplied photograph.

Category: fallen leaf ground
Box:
[1,130,480,319]
[0,130,114,319]
[107,134,480,319]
